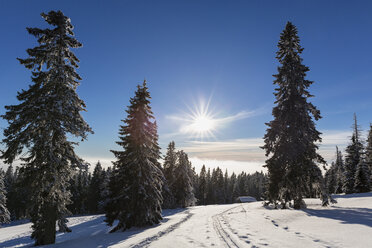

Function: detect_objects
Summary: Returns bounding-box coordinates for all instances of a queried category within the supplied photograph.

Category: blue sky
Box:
[1,0,372,173]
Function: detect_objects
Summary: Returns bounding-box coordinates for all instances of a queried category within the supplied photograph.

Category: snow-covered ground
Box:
[1,193,371,247]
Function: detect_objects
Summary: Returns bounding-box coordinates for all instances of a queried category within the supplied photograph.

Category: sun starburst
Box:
[180,98,218,139]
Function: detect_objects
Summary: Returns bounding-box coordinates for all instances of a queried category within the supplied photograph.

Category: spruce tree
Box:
[68,168,90,215]
[229,172,237,203]
[354,158,370,193]
[0,11,92,244]
[87,162,104,214]
[215,167,225,204]
[262,22,325,209]
[11,167,31,219]
[197,165,207,205]
[366,124,372,189]
[223,170,229,203]
[99,167,111,211]
[162,141,177,208]
[334,147,345,194]
[4,165,16,219]
[4,165,15,194]
[343,114,363,194]
[0,169,11,225]
[105,81,163,232]
[325,162,337,194]
[206,168,213,204]
[173,151,196,207]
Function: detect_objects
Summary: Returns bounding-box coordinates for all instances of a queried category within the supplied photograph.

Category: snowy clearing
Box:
[1,193,371,248]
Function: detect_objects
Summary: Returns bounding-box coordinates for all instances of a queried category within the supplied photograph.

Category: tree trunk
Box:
[35,205,57,246]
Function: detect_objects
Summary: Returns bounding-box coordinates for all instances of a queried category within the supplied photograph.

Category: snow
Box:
[1,193,372,247]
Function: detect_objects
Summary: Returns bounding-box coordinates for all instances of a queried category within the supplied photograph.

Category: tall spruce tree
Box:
[0,169,11,225]
[0,11,92,244]
[343,114,364,194]
[262,22,325,209]
[105,81,163,232]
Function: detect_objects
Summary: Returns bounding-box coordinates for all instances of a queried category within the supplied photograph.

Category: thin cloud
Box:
[178,130,352,165]
[189,157,266,175]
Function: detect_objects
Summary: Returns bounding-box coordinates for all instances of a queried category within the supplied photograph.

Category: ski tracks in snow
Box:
[212,205,249,248]
[130,210,194,248]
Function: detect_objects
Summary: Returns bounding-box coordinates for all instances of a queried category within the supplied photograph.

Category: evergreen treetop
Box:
[343,114,364,194]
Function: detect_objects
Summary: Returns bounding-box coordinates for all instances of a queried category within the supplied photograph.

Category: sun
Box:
[191,115,215,133]
[179,98,218,139]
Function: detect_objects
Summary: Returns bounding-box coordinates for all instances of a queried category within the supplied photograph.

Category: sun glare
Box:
[191,115,215,132]
[178,98,219,139]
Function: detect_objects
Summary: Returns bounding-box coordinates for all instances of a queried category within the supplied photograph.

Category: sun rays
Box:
[180,98,218,139]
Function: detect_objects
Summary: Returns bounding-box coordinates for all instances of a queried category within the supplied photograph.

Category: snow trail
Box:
[1,193,372,247]
[130,210,194,248]
[212,205,243,248]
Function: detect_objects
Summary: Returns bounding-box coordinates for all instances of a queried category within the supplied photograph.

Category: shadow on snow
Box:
[302,206,372,228]
[0,208,188,248]
[332,192,372,199]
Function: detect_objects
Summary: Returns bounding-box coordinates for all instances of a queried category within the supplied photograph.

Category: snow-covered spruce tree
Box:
[333,147,345,194]
[262,22,326,209]
[197,165,207,205]
[229,172,237,203]
[343,114,364,194]
[105,81,164,232]
[87,162,104,214]
[0,169,11,225]
[223,170,229,203]
[206,168,213,204]
[190,166,198,202]
[0,11,92,244]
[325,162,337,194]
[4,165,16,219]
[214,167,225,204]
[173,151,196,208]
[354,157,370,193]
[150,122,172,210]
[98,166,112,211]
[68,168,90,215]
[162,141,177,208]
[10,167,31,219]
[366,124,372,190]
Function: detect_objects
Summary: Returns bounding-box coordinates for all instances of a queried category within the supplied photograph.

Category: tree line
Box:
[0,154,267,219]
[325,114,372,195]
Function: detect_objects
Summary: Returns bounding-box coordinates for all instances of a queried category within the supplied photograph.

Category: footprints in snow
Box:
[271,220,279,227]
